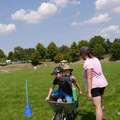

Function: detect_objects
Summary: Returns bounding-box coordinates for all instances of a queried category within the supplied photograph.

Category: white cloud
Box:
[70,22,82,26]
[11,2,57,24]
[101,25,119,33]
[71,14,111,26]
[95,25,120,38]
[95,0,120,13]
[50,0,80,7]
[69,0,80,5]
[84,14,110,24]
[64,40,73,44]
[115,30,120,33]
[101,33,110,38]
[50,0,68,7]
[0,23,16,35]
[112,7,120,14]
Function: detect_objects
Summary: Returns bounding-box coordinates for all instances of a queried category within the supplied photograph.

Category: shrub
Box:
[92,44,105,60]
[54,54,64,63]
[110,42,120,60]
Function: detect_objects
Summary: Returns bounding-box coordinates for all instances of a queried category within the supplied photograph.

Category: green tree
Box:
[0,49,6,58]
[31,50,42,65]
[110,42,120,60]
[54,54,64,63]
[92,44,105,60]
[63,54,71,62]
[0,58,7,66]
[24,48,35,60]
[14,46,25,60]
[78,40,89,49]
[46,42,58,61]
[70,42,79,62]
[36,43,46,59]
[89,36,105,53]
[54,53,71,63]
[8,51,14,61]
[58,45,70,54]
[113,38,120,43]
[104,39,112,54]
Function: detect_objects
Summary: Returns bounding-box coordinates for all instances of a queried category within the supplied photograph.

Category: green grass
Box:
[0,62,120,120]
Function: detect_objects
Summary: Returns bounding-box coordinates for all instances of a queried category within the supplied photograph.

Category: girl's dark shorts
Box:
[91,87,105,97]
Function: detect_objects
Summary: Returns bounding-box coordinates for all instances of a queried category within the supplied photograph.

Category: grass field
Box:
[0,62,120,120]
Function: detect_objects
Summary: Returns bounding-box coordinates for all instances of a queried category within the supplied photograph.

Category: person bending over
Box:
[45,66,77,103]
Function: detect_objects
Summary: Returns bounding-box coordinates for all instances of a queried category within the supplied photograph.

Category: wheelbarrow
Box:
[47,98,76,120]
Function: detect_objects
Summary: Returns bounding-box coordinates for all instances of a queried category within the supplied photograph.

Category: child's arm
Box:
[73,77,82,98]
[45,84,55,101]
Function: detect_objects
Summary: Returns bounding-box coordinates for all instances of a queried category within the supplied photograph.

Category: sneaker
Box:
[51,116,55,120]
[64,118,66,120]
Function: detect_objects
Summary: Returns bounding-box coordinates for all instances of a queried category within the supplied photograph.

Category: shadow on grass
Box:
[109,56,120,61]
[76,110,96,120]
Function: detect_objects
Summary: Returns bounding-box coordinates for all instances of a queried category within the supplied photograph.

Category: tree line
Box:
[0,36,120,65]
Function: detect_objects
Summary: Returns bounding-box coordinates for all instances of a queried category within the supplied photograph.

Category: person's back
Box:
[83,57,108,89]
[58,76,72,96]
[78,46,108,120]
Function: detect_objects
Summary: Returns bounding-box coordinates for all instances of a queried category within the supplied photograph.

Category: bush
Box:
[110,42,120,60]
[0,58,7,66]
[54,54,64,63]
[31,50,42,65]
[92,44,105,60]
[63,54,71,62]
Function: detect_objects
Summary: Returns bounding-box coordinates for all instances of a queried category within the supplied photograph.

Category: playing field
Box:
[0,62,120,120]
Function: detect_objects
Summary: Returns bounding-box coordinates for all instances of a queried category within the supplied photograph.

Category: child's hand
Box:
[45,96,50,101]
[80,90,82,95]
[77,90,82,98]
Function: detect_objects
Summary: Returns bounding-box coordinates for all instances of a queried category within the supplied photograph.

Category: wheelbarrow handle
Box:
[72,88,77,101]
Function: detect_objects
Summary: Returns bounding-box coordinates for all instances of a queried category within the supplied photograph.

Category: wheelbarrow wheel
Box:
[54,113,63,120]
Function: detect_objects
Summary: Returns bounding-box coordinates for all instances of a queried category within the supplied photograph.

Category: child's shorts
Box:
[52,88,73,103]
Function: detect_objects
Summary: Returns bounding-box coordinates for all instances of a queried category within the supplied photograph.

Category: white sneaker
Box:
[64,118,66,120]
[51,116,55,120]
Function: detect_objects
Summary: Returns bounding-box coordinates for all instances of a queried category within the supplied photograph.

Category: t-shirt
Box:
[83,57,108,91]
[64,75,74,83]
[53,76,72,95]
[70,75,74,83]
[34,67,37,70]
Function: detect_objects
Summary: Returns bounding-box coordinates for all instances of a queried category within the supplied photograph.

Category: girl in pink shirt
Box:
[78,46,108,120]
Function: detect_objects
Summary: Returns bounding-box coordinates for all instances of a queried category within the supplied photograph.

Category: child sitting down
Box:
[45,66,77,103]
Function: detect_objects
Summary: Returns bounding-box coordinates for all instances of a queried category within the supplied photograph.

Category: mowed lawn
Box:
[0,62,120,120]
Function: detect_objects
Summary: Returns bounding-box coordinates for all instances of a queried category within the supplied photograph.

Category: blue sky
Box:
[0,0,120,55]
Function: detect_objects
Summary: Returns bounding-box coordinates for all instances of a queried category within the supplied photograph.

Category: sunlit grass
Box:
[0,62,120,120]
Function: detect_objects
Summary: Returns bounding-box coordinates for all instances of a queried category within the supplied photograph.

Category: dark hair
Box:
[65,70,72,76]
[86,52,93,58]
[70,71,72,75]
